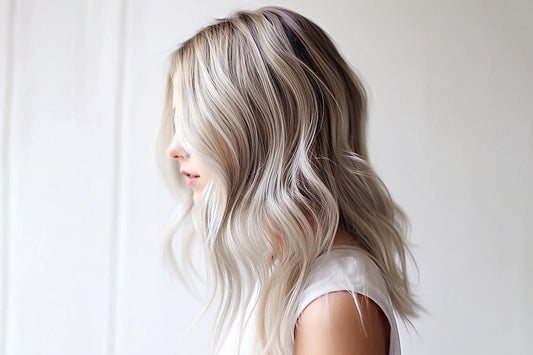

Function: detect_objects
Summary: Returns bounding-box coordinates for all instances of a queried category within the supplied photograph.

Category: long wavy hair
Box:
[156,5,422,354]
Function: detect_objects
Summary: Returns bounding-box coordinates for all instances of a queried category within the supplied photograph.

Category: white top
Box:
[296,248,401,355]
[218,248,401,355]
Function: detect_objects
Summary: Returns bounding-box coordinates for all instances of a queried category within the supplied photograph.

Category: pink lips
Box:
[180,170,200,187]
[186,177,199,187]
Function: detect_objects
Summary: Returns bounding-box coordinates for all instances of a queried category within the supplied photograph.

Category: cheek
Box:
[200,175,211,190]
[197,163,211,183]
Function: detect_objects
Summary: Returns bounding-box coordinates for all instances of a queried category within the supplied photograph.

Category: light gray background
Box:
[1,0,531,354]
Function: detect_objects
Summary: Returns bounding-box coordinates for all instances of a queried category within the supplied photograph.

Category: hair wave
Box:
[155,6,423,354]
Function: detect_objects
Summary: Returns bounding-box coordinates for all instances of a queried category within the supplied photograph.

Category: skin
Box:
[166,131,211,203]
[293,291,390,355]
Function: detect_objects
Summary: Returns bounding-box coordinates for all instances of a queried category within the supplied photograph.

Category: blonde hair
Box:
[156,5,422,354]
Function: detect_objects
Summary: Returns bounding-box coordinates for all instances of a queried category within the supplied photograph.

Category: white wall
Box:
[1,0,531,354]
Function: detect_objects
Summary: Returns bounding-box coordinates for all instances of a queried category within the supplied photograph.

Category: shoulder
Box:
[293,291,390,355]
[296,249,389,317]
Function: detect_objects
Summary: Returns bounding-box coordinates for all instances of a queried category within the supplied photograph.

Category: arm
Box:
[293,291,390,355]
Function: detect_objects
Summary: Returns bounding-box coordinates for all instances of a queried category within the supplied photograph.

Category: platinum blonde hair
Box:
[156,6,423,354]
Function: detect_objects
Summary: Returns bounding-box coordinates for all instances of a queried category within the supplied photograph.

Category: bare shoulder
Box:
[293,291,390,355]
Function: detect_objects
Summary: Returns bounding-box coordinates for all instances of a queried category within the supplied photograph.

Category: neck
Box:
[333,224,361,248]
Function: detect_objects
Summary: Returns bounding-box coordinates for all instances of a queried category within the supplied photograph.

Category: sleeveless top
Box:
[218,247,401,354]
[296,247,401,355]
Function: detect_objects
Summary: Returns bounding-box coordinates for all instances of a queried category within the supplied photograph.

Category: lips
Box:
[180,170,200,187]
[186,177,199,187]
[180,170,200,178]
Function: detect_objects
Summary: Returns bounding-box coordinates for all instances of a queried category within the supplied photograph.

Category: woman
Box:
[156,5,422,354]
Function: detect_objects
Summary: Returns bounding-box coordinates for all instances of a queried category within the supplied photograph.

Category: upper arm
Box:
[293,291,390,355]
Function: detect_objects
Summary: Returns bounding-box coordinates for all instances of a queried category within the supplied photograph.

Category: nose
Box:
[166,134,187,161]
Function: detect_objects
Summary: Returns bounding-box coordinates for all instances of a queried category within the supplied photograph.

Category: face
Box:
[167,89,211,203]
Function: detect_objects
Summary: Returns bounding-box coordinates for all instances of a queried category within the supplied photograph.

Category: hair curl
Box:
[155,5,423,354]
